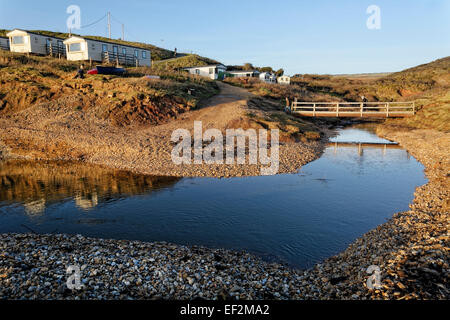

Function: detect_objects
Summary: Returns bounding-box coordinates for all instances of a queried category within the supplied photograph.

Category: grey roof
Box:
[79,37,151,51]
[8,29,66,40]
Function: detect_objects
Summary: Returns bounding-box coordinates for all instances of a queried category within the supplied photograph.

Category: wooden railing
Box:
[102,51,139,67]
[46,44,66,57]
[288,101,415,118]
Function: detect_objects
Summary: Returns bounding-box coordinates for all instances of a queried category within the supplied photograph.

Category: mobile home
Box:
[226,70,260,78]
[0,36,10,51]
[277,75,291,85]
[259,72,277,83]
[184,64,227,80]
[6,29,65,56]
[64,36,151,67]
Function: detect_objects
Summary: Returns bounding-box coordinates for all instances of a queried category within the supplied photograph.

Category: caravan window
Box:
[69,42,82,52]
[142,51,147,59]
[134,50,138,58]
[12,36,24,44]
[113,46,118,54]
[122,48,127,55]
[102,44,108,52]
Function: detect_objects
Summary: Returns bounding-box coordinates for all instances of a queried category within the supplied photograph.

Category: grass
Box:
[151,54,220,71]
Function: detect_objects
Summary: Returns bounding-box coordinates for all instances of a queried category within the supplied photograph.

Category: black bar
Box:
[0,300,446,318]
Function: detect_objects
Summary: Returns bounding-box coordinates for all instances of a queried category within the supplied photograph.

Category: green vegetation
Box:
[226,63,284,76]
[150,54,220,71]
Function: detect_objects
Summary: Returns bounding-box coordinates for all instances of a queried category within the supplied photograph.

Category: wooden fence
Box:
[102,51,139,67]
[46,44,66,57]
[288,101,415,118]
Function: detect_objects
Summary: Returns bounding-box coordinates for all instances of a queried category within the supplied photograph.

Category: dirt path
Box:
[148,81,251,135]
[0,82,324,177]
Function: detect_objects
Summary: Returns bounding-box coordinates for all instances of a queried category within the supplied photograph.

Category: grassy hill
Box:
[289,57,450,131]
[0,50,218,126]
[151,54,220,71]
[226,57,449,131]
[0,29,178,61]
[369,57,450,131]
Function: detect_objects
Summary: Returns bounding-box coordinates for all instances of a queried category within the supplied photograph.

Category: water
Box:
[0,127,426,269]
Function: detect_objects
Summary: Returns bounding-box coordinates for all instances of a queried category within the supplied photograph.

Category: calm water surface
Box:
[0,127,426,268]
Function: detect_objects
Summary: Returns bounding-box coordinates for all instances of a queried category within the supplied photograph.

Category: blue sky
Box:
[0,0,449,74]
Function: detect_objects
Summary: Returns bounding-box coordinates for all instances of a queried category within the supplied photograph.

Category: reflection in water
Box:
[23,199,46,216]
[0,160,180,214]
[75,192,98,211]
[327,142,405,157]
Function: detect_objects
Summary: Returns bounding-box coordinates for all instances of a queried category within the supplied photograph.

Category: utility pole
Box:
[122,24,124,41]
[107,12,111,39]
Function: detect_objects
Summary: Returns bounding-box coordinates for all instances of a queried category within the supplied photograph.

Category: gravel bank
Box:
[0,233,306,300]
[296,126,449,300]
[0,126,448,300]
[0,82,325,178]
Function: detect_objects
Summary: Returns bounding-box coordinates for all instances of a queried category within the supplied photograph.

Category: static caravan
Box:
[6,29,65,56]
[226,70,260,78]
[259,72,277,83]
[184,64,227,80]
[277,75,291,85]
[0,36,10,51]
[64,36,151,67]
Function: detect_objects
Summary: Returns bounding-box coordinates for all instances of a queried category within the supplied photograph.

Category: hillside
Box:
[151,54,220,71]
[0,50,218,125]
[231,57,449,131]
[372,57,450,131]
[0,29,178,61]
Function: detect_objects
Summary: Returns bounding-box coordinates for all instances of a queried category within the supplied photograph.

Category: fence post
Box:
[336,103,339,116]
[313,103,316,117]
[386,103,389,117]
[360,103,363,117]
